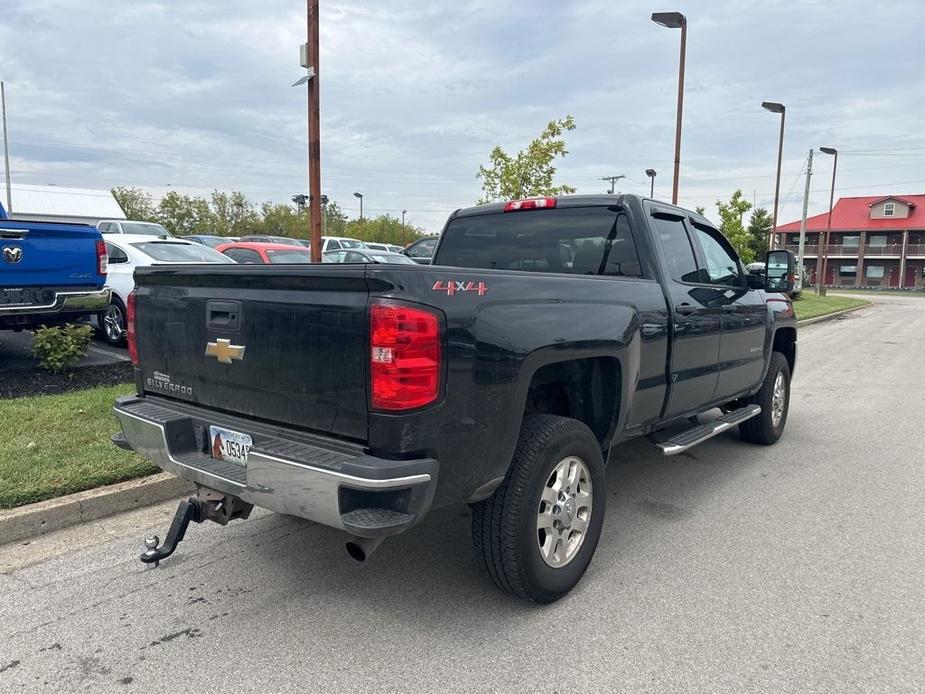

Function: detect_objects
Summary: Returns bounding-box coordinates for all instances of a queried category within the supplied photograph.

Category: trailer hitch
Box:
[140,491,252,566]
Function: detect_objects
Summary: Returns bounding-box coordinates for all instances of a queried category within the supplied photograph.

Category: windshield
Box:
[436,208,642,276]
[121,222,172,236]
[370,253,416,264]
[266,249,313,264]
[132,242,234,263]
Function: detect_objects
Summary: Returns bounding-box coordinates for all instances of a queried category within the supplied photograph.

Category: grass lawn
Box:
[0,383,158,509]
[792,294,870,321]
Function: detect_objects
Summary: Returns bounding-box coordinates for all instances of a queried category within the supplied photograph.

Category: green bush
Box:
[31,323,93,372]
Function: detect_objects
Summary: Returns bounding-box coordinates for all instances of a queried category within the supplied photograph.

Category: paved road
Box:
[0,328,127,374]
[1,295,922,692]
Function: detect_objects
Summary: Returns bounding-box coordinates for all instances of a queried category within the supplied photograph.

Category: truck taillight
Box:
[96,239,108,276]
[370,302,441,411]
[503,197,557,212]
[127,291,138,366]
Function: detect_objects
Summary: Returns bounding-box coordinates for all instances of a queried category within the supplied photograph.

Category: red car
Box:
[214,241,322,264]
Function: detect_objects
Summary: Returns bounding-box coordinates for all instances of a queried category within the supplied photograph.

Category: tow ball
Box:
[141,491,253,567]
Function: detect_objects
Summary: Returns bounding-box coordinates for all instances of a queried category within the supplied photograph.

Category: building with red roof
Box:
[776,195,925,288]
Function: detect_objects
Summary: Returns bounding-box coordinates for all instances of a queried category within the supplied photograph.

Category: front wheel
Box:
[472,414,606,603]
[740,351,791,445]
[99,298,127,347]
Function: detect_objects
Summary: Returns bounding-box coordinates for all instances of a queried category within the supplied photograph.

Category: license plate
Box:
[0,288,36,307]
[209,425,252,467]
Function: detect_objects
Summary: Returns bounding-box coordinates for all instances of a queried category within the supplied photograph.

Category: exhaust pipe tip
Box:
[345,536,383,562]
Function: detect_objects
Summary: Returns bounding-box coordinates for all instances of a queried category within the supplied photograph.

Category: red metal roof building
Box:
[776,195,925,289]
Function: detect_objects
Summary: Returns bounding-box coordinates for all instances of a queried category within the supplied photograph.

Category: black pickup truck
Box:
[113,194,797,602]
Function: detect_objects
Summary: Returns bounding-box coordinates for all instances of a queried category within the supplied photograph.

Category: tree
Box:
[323,201,348,236]
[715,189,755,263]
[155,192,215,236]
[746,207,772,261]
[211,190,260,236]
[111,187,156,221]
[345,214,424,246]
[695,206,706,216]
[477,116,577,203]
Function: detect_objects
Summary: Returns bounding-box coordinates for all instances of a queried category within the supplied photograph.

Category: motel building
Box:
[776,195,925,289]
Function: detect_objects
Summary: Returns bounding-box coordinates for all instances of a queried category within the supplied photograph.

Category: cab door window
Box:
[691,224,743,287]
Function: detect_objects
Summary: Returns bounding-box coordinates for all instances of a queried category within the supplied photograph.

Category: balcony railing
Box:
[907,244,925,256]
[784,244,916,257]
[863,245,903,256]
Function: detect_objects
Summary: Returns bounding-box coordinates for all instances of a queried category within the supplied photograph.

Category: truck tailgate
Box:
[1,221,101,287]
[133,265,370,441]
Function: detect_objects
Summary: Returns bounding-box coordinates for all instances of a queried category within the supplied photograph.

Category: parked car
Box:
[113,194,797,603]
[363,242,404,253]
[0,219,109,331]
[238,235,310,248]
[98,220,173,237]
[403,235,439,263]
[92,236,232,345]
[215,241,328,264]
[181,235,229,248]
[323,249,417,264]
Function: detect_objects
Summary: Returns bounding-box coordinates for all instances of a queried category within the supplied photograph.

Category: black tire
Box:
[471,414,606,603]
[99,296,127,347]
[740,351,791,445]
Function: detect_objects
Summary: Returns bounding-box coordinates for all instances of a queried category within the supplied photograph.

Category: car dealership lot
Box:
[1,294,922,692]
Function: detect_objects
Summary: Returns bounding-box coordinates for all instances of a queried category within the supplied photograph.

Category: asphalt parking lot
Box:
[1,294,922,692]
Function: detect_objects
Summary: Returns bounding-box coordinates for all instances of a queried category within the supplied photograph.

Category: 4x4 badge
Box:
[205,338,246,364]
[432,280,488,296]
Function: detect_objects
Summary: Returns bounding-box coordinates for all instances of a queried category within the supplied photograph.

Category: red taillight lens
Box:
[370,302,441,411]
[96,239,108,276]
[503,197,557,212]
[127,291,139,366]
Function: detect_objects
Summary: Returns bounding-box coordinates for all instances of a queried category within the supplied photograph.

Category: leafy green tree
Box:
[715,189,755,263]
[746,207,772,260]
[477,116,577,203]
[323,201,349,236]
[111,187,156,221]
[155,192,215,236]
[211,190,261,236]
[345,214,424,246]
[695,206,706,215]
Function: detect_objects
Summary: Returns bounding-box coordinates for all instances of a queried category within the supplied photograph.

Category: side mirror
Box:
[764,249,796,293]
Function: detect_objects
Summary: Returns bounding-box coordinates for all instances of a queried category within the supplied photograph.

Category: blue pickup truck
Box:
[0,206,110,331]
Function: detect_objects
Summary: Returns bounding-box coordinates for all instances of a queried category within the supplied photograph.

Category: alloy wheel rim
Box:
[771,371,786,427]
[104,304,124,342]
[536,456,593,569]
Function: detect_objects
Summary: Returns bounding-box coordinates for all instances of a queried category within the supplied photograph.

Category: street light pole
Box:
[305,0,322,262]
[761,101,786,250]
[353,192,363,221]
[818,146,838,296]
[645,169,657,198]
[651,12,687,205]
[795,149,813,294]
[1,81,12,216]
[401,209,406,239]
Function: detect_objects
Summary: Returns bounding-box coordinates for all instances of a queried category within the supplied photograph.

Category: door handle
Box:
[674,303,696,316]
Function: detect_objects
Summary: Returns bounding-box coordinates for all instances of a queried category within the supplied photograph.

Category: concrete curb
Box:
[0,472,193,546]
[797,302,872,327]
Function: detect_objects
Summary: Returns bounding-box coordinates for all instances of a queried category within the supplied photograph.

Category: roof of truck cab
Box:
[451,194,645,219]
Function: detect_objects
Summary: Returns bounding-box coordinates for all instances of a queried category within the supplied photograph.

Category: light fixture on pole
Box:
[651,11,687,205]
[645,169,657,198]
[353,192,364,221]
[761,101,786,250]
[818,146,838,296]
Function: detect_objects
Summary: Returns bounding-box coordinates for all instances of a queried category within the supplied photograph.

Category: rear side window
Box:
[652,215,704,283]
[266,249,312,264]
[105,242,129,264]
[436,207,642,276]
[406,238,436,258]
[222,248,264,264]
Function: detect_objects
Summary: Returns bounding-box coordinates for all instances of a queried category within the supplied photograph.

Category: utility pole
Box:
[796,149,813,293]
[601,175,625,195]
[401,209,407,240]
[305,0,322,262]
[1,81,12,216]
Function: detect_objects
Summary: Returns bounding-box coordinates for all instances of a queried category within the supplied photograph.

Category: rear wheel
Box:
[99,297,127,347]
[472,414,606,603]
[740,351,790,445]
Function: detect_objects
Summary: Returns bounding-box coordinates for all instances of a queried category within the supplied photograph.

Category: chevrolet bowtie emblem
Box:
[205,338,246,364]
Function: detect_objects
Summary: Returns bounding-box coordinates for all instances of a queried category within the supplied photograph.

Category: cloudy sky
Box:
[1,0,922,232]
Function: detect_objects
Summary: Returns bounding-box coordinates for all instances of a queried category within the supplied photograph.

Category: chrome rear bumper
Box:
[113,396,437,538]
[0,287,110,316]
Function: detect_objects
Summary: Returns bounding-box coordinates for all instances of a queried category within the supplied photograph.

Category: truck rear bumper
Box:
[0,287,110,319]
[113,395,437,538]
